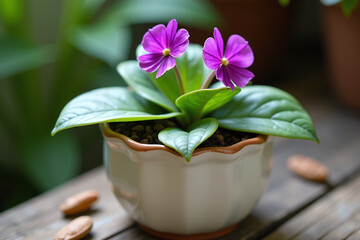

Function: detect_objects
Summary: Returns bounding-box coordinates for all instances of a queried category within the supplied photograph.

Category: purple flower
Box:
[137,19,190,78]
[202,28,254,90]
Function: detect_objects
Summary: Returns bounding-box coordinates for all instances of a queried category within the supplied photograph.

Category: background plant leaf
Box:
[19,132,81,191]
[278,0,291,6]
[103,0,220,29]
[176,87,240,124]
[0,36,54,79]
[0,0,22,27]
[117,60,177,112]
[79,0,106,17]
[52,87,181,135]
[69,0,220,66]
[69,22,131,67]
[211,85,319,142]
[158,118,218,161]
[341,0,359,16]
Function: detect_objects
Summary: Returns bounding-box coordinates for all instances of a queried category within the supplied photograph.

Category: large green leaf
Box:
[0,36,54,79]
[211,85,319,142]
[176,87,241,124]
[20,132,81,191]
[158,118,218,161]
[52,87,181,135]
[117,60,177,112]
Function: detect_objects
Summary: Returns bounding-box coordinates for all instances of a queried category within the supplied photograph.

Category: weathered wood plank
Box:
[0,167,134,240]
[347,228,360,240]
[108,225,157,240]
[266,173,360,240]
[322,212,360,240]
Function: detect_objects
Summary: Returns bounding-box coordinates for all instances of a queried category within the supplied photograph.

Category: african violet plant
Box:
[52,19,318,161]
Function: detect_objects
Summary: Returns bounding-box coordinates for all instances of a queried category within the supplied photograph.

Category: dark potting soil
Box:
[109,120,258,148]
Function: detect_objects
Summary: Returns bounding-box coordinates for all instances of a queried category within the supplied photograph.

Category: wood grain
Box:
[266,173,360,239]
[0,168,133,240]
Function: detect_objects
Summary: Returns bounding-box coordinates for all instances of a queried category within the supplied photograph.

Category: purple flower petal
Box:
[156,56,176,78]
[227,64,254,87]
[166,19,177,47]
[213,28,224,58]
[203,37,222,69]
[138,53,164,73]
[142,24,166,53]
[216,66,234,90]
[202,28,255,90]
[170,28,189,57]
[138,19,190,78]
[225,35,254,68]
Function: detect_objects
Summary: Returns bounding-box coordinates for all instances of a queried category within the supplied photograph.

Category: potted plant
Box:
[52,19,318,239]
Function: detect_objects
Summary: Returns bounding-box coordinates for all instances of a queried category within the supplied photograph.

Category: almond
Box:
[55,216,92,240]
[287,155,328,182]
[60,190,99,215]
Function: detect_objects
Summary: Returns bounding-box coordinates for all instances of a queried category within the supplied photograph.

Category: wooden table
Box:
[1,89,360,240]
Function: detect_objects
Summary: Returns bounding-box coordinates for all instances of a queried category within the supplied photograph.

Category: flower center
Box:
[163,48,171,56]
[221,57,229,66]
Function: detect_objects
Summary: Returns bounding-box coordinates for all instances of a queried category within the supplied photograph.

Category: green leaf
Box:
[69,22,131,66]
[211,85,319,142]
[0,0,22,27]
[0,36,54,79]
[52,87,181,135]
[117,61,177,112]
[104,0,220,30]
[158,118,218,161]
[79,0,106,16]
[342,0,359,16]
[176,87,241,124]
[176,44,212,93]
[20,132,81,191]
[278,0,291,6]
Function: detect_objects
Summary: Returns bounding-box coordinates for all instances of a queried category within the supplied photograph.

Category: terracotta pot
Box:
[189,0,291,83]
[102,123,273,239]
[322,5,360,110]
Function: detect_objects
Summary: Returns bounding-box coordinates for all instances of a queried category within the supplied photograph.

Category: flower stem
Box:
[201,70,216,89]
[174,65,185,95]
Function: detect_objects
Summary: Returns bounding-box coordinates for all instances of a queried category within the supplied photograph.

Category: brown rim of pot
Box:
[102,123,268,157]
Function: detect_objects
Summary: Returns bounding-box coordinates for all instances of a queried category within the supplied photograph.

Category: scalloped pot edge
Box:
[102,123,268,157]
[101,122,273,237]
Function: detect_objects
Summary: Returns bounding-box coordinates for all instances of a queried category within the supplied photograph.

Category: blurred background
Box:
[0,0,359,212]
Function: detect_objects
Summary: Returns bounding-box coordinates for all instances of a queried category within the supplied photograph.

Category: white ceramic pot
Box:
[102,123,273,239]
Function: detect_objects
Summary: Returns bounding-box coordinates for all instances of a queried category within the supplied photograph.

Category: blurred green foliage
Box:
[0,0,220,211]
